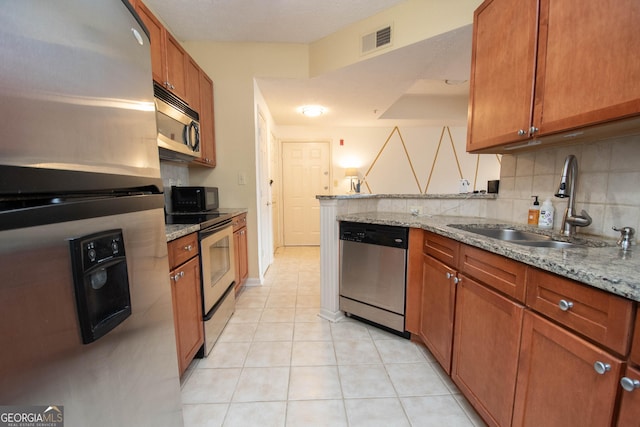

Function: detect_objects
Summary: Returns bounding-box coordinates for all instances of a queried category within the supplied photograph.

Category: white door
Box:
[270,131,282,251]
[257,112,273,276]
[282,141,330,246]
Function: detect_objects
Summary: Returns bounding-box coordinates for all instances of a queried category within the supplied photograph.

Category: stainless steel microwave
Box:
[171,186,219,212]
[154,82,201,161]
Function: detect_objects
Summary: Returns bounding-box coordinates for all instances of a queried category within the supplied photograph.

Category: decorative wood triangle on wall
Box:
[362,126,421,194]
[362,126,501,194]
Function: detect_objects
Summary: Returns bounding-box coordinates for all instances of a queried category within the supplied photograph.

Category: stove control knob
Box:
[111,240,120,254]
[88,248,97,262]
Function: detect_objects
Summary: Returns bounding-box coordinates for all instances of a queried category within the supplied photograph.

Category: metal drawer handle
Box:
[171,271,185,282]
[621,377,640,392]
[558,299,574,311]
[594,361,611,375]
[453,277,461,284]
[517,129,527,136]
[446,272,453,279]
[184,244,193,251]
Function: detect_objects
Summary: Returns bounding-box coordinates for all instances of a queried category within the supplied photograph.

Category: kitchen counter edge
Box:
[337,211,640,303]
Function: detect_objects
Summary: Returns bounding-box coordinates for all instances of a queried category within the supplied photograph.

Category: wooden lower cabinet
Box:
[419,254,457,374]
[512,311,623,427]
[452,275,524,427]
[617,365,640,426]
[233,213,248,293]
[169,255,204,377]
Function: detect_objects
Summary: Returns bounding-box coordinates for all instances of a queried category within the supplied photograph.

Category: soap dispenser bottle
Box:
[528,196,540,225]
[538,198,555,229]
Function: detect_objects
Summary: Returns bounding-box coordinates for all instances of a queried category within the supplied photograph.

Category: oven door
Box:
[199,222,235,317]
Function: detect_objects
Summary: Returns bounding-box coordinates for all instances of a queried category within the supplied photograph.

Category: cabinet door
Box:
[533,0,640,136]
[452,275,524,427]
[233,227,248,293]
[466,0,538,152]
[193,71,216,167]
[617,365,640,427]
[170,256,203,376]
[420,255,457,374]
[630,314,640,365]
[405,228,424,335]
[135,1,165,85]
[513,312,622,427]
[164,32,187,100]
[185,56,201,111]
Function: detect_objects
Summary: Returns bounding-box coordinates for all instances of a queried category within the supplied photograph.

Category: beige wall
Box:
[275,125,500,195]
[491,134,640,239]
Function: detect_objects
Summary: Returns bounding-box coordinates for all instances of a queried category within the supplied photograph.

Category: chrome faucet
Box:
[555,154,592,236]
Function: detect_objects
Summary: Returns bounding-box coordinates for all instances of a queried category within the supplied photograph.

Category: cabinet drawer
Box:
[526,268,633,355]
[459,244,527,303]
[423,231,459,268]
[168,232,199,269]
[232,213,247,232]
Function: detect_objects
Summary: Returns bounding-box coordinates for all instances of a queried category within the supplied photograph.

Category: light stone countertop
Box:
[165,224,200,242]
[317,193,497,200]
[337,211,640,303]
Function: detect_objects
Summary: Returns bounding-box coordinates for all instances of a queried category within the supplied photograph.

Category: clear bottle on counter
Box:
[538,198,554,229]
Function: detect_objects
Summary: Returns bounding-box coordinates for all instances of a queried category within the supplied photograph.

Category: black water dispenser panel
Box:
[69,229,131,344]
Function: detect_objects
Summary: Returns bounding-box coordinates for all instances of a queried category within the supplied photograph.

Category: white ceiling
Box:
[143,0,473,127]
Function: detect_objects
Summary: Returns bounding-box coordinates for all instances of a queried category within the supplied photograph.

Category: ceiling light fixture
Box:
[300,105,325,117]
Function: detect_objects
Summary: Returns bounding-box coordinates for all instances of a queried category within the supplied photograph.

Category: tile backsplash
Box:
[489,133,640,239]
[160,161,189,211]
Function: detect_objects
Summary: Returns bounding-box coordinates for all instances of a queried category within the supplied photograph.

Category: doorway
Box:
[281,141,331,246]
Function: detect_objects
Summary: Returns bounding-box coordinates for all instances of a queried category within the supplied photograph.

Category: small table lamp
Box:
[344,168,360,193]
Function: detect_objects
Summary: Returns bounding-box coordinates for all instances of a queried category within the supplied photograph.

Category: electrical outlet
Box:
[409,205,421,216]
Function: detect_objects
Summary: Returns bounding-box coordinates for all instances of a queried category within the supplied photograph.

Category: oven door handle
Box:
[203,281,236,321]
[199,219,233,240]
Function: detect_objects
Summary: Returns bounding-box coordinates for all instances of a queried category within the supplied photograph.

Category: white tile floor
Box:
[181,246,486,427]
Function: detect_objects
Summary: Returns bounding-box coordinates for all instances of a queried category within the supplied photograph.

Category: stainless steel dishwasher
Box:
[339,221,408,335]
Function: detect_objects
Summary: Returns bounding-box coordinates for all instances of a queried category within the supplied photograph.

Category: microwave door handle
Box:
[189,121,200,151]
[182,123,190,148]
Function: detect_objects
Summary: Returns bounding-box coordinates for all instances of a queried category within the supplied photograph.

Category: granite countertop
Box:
[165,208,248,242]
[317,193,497,200]
[337,211,640,303]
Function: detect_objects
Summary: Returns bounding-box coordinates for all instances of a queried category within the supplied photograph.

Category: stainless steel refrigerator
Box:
[0,2,183,426]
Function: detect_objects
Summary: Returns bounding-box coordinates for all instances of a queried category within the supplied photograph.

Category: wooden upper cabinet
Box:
[466,0,538,152]
[135,1,187,100]
[534,0,640,136]
[193,71,216,167]
[185,57,201,111]
[164,32,188,100]
[467,0,640,153]
[135,1,165,85]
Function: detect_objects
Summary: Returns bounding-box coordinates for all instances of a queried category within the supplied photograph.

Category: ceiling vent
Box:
[361,25,392,55]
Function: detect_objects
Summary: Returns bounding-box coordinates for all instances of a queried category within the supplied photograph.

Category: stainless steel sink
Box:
[447,224,590,248]
[455,227,551,242]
